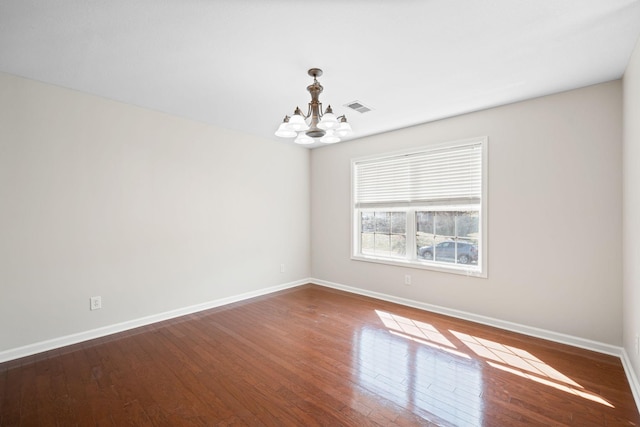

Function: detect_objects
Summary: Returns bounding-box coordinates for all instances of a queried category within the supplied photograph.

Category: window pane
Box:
[416,234,434,259]
[416,211,434,257]
[391,234,406,256]
[375,212,390,233]
[391,212,406,234]
[416,212,434,234]
[374,233,391,253]
[435,212,455,237]
[435,239,455,264]
[455,239,478,265]
[361,233,375,254]
[456,211,479,238]
[361,212,375,233]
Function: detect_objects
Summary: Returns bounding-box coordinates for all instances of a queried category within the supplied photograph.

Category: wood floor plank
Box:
[1,284,638,426]
[0,366,21,426]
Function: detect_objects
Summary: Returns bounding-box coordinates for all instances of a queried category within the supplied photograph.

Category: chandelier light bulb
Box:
[318,105,339,130]
[274,116,297,138]
[294,132,314,144]
[287,108,310,132]
[336,116,353,137]
[320,129,340,144]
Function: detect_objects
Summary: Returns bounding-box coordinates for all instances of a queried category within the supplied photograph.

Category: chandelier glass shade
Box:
[275,68,353,144]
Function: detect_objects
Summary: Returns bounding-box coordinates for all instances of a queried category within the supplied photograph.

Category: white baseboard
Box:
[0,279,308,364]
[310,278,623,356]
[621,349,640,411]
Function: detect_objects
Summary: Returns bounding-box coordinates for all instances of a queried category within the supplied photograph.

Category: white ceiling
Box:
[1,0,640,148]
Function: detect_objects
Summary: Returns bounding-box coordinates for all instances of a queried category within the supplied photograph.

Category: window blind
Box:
[354,141,482,208]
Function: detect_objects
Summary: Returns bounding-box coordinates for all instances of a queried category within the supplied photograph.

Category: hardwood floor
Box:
[1,284,638,426]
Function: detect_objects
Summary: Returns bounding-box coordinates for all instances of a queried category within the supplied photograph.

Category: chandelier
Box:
[275,68,353,144]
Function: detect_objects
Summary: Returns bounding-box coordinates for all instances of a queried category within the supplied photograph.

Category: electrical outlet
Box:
[280,264,285,273]
[404,274,411,285]
[90,296,102,311]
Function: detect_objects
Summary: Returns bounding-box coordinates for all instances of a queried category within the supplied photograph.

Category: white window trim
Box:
[350,137,488,278]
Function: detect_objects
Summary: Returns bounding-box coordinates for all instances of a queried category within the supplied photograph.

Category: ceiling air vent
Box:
[345,101,372,114]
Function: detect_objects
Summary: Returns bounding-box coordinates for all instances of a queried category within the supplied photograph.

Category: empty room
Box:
[2,1,640,425]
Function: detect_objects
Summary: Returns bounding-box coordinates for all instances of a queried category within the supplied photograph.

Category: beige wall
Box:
[311,81,622,345]
[0,70,628,359]
[0,72,311,353]
[623,37,640,385]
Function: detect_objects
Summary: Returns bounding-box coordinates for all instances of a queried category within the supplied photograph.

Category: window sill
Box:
[351,254,487,278]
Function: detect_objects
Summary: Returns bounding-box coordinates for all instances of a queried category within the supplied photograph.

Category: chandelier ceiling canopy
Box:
[275,68,353,145]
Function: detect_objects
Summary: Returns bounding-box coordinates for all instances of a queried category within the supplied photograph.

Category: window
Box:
[352,138,487,277]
